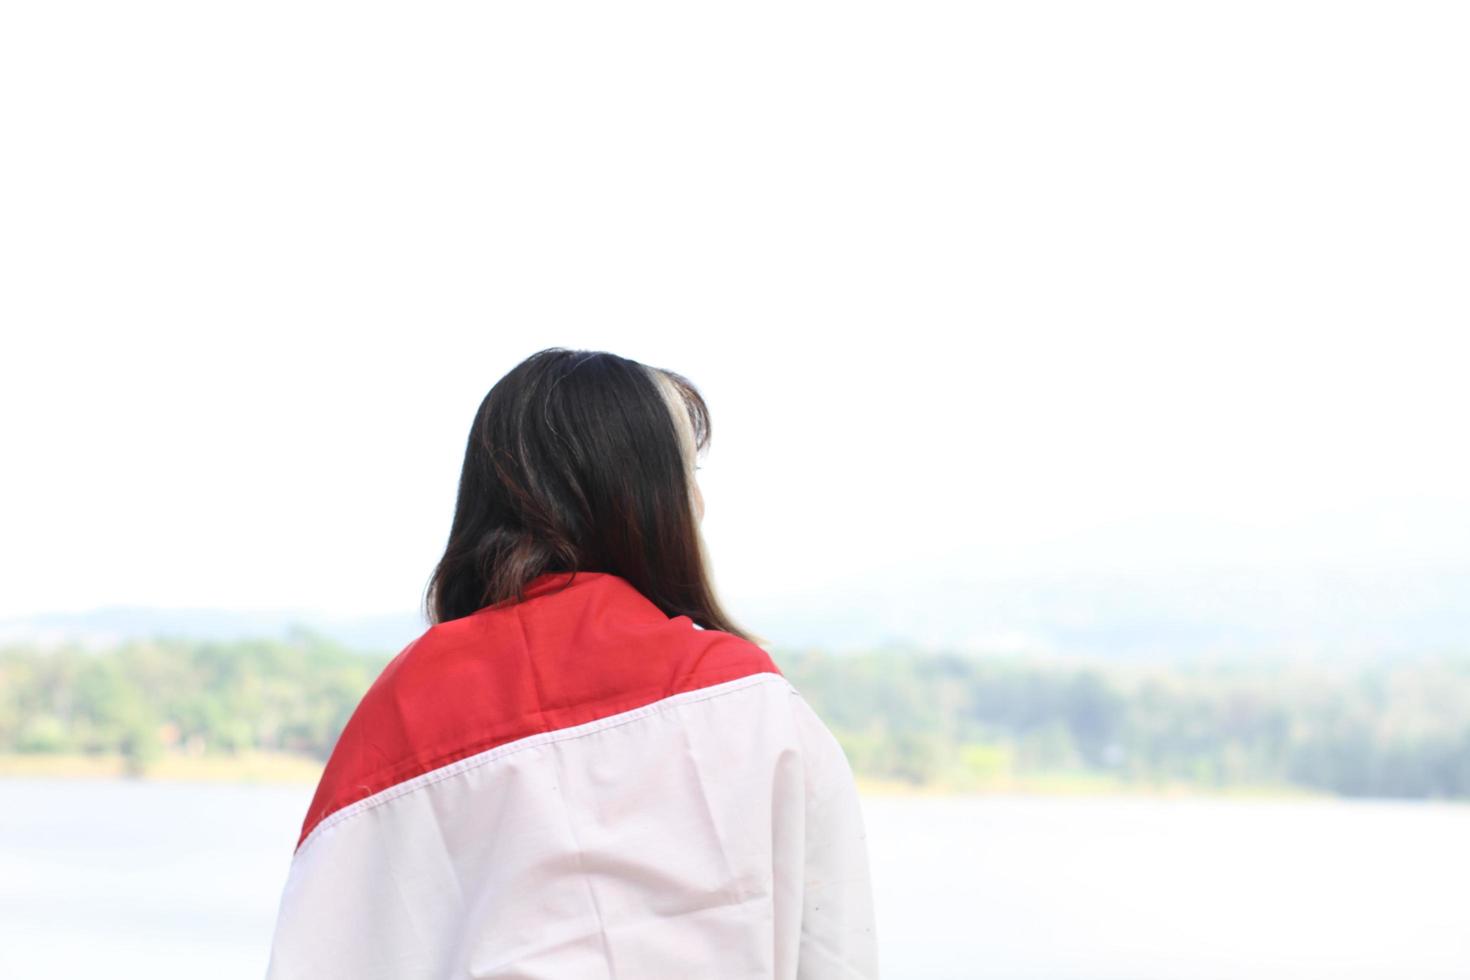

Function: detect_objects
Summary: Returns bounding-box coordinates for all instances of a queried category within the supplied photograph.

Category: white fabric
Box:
[264,672,879,979]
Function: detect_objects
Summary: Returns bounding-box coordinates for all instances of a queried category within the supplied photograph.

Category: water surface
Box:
[0,779,1463,978]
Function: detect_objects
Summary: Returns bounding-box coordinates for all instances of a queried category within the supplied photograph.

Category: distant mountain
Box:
[734,564,1470,664]
[3,564,1467,664]
[0,606,426,656]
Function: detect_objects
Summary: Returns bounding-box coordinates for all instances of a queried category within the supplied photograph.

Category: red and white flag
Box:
[264,570,879,979]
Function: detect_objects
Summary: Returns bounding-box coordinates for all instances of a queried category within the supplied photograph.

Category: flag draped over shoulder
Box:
[264,570,879,979]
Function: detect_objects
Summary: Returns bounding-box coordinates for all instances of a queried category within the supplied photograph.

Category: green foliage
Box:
[780,648,1470,800]
[0,634,391,775]
[2,635,1467,799]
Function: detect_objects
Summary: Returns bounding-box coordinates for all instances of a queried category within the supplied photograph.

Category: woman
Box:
[264,348,879,979]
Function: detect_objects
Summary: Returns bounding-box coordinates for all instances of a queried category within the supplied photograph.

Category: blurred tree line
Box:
[1,634,1467,798]
[0,630,389,777]
[782,648,1470,799]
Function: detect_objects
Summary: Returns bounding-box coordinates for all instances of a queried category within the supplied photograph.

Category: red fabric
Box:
[295,570,782,852]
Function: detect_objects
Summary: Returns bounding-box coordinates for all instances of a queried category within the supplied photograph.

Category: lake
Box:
[0,778,1464,979]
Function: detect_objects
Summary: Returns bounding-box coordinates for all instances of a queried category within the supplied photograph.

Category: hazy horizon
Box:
[8,562,1469,667]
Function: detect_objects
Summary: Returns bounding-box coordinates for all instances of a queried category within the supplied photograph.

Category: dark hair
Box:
[423,347,761,644]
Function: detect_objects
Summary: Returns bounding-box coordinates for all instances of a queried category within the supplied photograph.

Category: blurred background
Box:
[2,1,1467,978]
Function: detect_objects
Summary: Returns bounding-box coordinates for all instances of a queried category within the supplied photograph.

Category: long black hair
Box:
[424,347,760,644]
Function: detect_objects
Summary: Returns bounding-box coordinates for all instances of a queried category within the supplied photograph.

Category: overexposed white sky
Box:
[2,1,1467,620]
